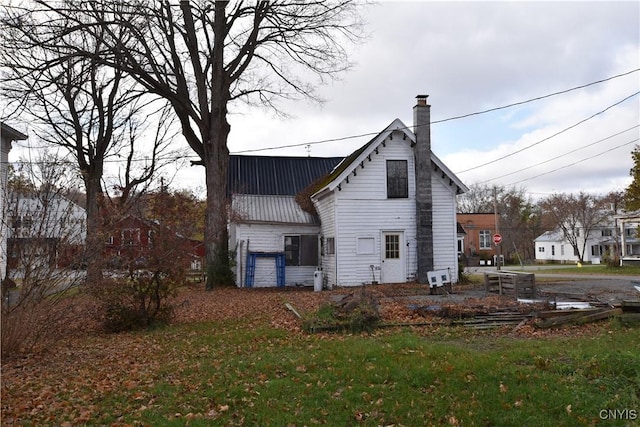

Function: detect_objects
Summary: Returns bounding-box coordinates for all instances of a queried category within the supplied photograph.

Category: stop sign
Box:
[493,233,502,245]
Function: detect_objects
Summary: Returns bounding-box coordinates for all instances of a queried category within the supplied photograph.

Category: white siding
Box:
[333,136,418,286]
[314,132,463,287]
[314,193,337,288]
[233,223,320,287]
[432,173,459,281]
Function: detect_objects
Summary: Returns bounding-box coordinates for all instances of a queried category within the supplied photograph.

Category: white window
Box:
[357,237,375,255]
[538,246,545,253]
[479,230,491,250]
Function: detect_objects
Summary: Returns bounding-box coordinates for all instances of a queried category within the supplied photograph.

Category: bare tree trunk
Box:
[204,1,233,289]
[84,173,103,284]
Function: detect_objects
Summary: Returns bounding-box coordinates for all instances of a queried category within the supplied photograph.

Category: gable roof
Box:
[1,122,28,142]
[227,155,343,196]
[311,118,468,199]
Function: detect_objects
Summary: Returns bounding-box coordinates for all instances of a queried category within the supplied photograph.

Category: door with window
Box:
[381,232,405,283]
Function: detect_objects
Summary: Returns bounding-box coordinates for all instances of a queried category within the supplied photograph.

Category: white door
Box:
[381,232,405,283]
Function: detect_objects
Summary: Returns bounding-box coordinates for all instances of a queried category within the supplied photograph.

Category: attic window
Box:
[386,160,408,199]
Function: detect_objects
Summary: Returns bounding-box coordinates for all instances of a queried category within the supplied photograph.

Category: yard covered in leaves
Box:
[2,284,639,426]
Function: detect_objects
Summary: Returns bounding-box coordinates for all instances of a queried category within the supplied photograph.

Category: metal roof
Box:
[228,155,343,196]
[231,194,319,225]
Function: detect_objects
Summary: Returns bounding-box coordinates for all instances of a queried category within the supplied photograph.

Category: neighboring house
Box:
[616,210,640,266]
[229,96,468,287]
[1,123,27,280]
[457,213,498,266]
[6,192,86,270]
[104,215,205,270]
[534,213,640,264]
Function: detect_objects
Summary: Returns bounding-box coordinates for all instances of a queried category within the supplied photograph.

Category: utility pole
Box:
[494,186,501,271]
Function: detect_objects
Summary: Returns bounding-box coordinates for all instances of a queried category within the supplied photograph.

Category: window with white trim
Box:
[386,160,408,198]
[479,230,491,250]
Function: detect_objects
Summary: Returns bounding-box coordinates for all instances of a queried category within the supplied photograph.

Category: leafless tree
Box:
[18,0,364,286]
[539,192,610,263]
[458,183,543,263]
[1,153,85,357]
[0,3,184,282]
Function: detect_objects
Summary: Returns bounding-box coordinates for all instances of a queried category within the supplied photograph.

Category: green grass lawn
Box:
[5,320,638,426]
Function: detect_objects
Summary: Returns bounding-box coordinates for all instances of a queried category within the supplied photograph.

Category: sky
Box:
[8,1,640,200]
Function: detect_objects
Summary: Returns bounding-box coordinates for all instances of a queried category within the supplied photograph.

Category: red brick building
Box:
[457,213,498,266]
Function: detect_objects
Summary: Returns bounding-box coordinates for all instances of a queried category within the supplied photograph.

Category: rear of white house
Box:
[228,97,467,288]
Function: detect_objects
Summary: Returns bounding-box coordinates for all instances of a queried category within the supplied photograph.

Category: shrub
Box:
[98,271,176,333]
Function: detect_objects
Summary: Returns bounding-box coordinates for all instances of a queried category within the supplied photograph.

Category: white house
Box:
[1,123,28,281]
[6,192,86,270]
[534,214,640,265]
[617,210,640,266]
[228,96,467,288]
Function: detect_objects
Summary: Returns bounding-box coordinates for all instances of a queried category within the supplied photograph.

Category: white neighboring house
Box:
[6,192,87,271]
[1,123,28,281]
[534,215,639,265]
[228,96,468,288]
[617,210,640,266]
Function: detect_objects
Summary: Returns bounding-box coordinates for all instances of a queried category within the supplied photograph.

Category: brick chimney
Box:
[414,95,433,283]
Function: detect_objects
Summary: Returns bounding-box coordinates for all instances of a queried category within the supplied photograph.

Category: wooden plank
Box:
[537,308,622,329]
[621,300,640,312]
[536,308,600,319]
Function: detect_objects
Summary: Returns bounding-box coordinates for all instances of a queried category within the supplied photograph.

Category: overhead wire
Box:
[454,90,640,174]
[505,138,639,186]
[5,68,639,171]
[475,124,640,184]
[231,68,639,154]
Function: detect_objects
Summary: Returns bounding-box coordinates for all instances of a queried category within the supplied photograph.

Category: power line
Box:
[231,68,640,154]
[454,91,640,174]
[476,124,640,184]
[7,68,640,163]
[505,138,639,186]
[432,68,640,124]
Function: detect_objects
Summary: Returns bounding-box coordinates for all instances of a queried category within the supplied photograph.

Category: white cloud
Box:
[8,1,640,199]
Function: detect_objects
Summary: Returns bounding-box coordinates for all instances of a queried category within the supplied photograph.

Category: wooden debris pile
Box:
[410,297,640,330]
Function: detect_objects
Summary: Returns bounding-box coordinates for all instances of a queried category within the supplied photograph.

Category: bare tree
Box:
[1,153,85,357]
[458,183,543,263]
[23,0,364,287]
[0,3,184,282]
[539,192,610,264]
